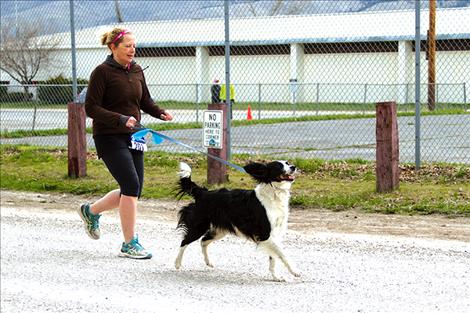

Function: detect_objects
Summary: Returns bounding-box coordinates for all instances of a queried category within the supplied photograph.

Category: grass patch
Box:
[1,128,70,139]
[0,123,203,139]
[1,145,469,217]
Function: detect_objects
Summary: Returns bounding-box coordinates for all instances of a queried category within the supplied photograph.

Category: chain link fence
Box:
[1,0,469,164]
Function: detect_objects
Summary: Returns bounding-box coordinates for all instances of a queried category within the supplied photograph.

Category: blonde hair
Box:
[101,28,132,47]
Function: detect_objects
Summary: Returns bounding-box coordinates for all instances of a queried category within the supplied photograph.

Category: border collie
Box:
[174,161,300,281]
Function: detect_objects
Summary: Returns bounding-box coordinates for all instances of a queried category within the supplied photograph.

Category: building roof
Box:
[49,8,470,49]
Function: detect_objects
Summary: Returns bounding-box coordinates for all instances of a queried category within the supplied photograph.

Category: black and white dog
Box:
[174,160,300,281]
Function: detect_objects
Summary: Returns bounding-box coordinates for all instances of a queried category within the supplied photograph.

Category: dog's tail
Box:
[176,162,207,200]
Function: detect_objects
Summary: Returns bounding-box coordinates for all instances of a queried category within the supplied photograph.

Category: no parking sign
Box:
[203,110,223,149]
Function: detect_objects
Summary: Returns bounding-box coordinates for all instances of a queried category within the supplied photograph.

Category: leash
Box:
[131,123,247,174]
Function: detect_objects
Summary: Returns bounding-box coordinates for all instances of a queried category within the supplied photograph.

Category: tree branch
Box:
[0,19,61,85]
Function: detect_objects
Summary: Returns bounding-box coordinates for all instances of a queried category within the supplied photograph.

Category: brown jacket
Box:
[85,55,165,136]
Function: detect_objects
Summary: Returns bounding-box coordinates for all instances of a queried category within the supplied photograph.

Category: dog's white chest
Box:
[255,184,290,237]
[270,208,287,237]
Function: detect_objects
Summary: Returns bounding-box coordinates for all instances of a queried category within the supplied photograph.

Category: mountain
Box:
[1,0,469,34]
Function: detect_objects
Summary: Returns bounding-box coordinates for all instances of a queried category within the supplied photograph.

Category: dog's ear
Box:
[243,162,268,182]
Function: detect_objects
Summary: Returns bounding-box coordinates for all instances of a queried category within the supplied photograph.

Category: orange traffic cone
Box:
[247,104,253,120]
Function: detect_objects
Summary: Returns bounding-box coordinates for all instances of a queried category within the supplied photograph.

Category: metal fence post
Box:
[32,103,37,131]
[195,83,199,124]
[224,0,231,160]
[363,83,368,115]
[405,83,409,111]
[257,83,261,120]
[316,82,320,115]
[69,0,78,103]
[464,82,467,106]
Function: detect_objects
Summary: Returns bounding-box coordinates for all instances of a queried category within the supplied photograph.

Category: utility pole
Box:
[427,0,436,111]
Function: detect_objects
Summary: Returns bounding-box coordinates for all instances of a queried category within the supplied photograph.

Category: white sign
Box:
[203,110,223,149]
[289,78,298,93]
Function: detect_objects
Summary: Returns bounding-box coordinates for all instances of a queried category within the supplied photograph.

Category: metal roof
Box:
[49,8,470,49]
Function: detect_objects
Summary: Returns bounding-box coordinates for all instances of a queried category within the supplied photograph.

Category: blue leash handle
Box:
[132,125,246,174]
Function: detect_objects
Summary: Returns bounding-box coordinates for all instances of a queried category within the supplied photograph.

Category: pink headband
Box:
[111,30,129,44]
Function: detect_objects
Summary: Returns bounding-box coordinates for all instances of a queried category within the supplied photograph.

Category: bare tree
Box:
[0,19,61,99]
[114,0,124,23]
[248,1,258,16]
[247,0,308,17]
[270,0,285,15]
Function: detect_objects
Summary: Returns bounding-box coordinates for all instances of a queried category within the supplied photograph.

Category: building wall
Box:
[3,44,469,104]
[209,55,291,103]
[138,56,197,102]
[427,50,470,103]
[304,52,399,103]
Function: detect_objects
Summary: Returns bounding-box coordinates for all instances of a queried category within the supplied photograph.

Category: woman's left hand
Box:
[160,111,173,121]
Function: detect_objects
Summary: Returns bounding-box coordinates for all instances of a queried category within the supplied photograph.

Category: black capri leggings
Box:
[94,134,144,197]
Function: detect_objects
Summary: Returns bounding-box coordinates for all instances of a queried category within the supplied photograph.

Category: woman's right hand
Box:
[125,116,137,129]
[160,111,173,121]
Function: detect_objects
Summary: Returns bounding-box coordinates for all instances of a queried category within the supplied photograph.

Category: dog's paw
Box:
[288,267,301,277]
[175,261,182,270]
[271,275,286,283]
[205,262,214,268]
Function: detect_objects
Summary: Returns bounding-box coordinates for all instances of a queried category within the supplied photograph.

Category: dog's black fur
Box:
[174,161,300,281]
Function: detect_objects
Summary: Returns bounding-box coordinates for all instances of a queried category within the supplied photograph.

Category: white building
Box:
[2,7,469,104]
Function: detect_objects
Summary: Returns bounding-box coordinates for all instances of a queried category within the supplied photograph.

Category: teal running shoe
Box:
[78,203,101,240]
[119,236,152,259]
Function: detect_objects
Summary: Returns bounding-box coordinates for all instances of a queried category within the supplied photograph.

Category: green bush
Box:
[0,85,8,99]
[37,75,88,104]
[0,91,33,102]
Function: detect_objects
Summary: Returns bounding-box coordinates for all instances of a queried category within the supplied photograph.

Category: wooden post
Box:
[67,102,87,178]
[207,102,228,185]
[376,101,399,193]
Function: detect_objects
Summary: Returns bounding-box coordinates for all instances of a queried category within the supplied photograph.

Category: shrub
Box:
[0,91,33,102]
[0,85,8,99]
[37,75,88,104]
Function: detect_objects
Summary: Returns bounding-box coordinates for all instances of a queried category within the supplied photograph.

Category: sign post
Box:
[289,78,298,116]
[205,105,228,184]
[67,102,87,178]
[376,101,399,192]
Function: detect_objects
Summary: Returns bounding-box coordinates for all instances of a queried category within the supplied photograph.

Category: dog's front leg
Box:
[260,239,300,279]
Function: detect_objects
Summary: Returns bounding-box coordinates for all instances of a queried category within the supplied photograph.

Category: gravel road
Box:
[1,191,469,313]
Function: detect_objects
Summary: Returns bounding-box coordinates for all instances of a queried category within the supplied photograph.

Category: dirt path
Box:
[2,189,470,313]
[1,190,469,242]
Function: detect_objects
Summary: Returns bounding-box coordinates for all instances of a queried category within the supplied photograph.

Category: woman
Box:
[78,28,173,259]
